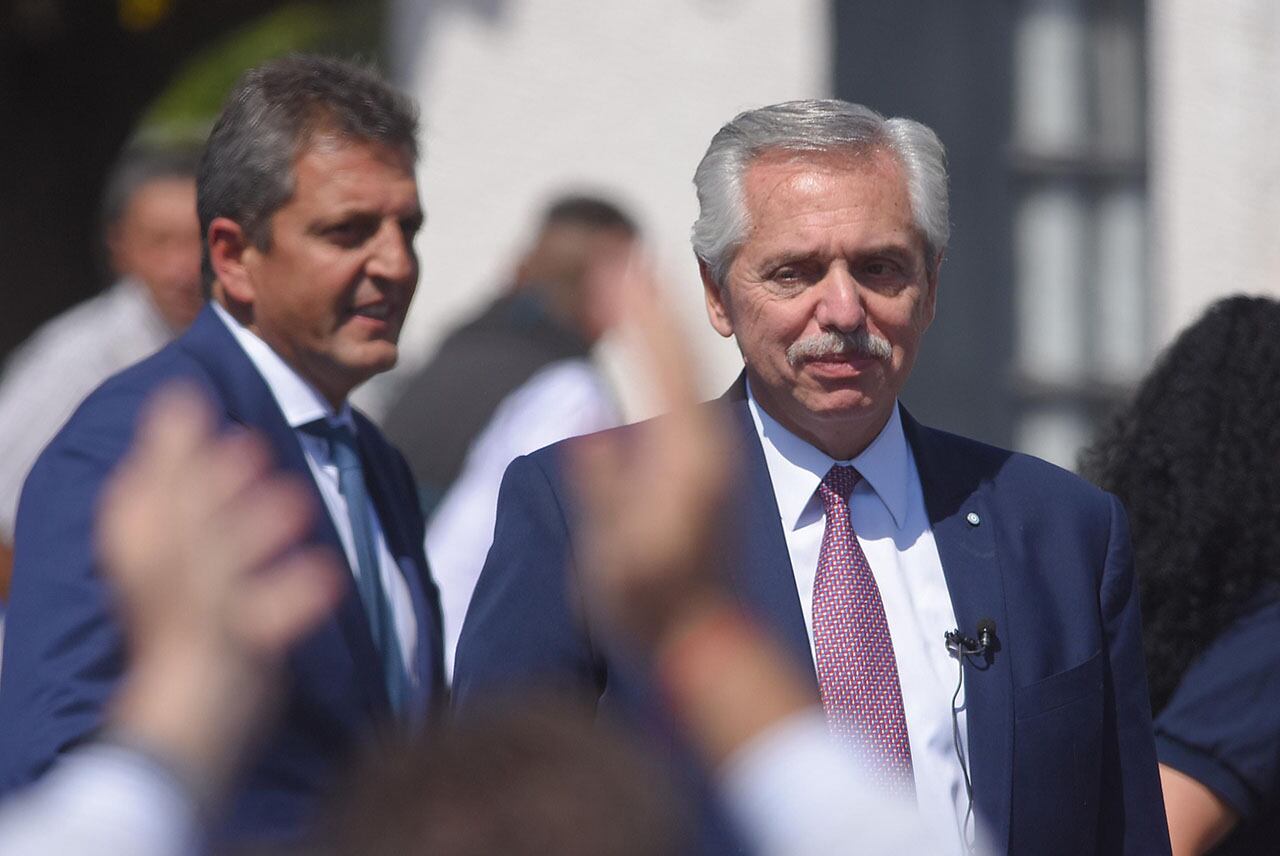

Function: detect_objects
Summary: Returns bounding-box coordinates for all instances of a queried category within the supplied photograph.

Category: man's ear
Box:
[207,217,257,305]
[699,258,735,339]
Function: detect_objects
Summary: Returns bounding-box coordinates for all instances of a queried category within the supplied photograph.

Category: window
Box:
[1010,0,1147,468]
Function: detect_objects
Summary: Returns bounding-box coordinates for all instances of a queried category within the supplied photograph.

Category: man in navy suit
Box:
[454,100,1170,855]
[0,56,443,848]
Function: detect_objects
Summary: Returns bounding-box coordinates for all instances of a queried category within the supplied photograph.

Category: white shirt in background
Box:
[428,358,620,678]
[0,280,172,541]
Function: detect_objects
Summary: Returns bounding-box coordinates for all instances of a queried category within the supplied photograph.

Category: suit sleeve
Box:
[1097,493,1173,854]
[0,385,143,791]
[451,451,602,706]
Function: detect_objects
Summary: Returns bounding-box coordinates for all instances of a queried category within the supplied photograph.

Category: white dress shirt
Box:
[747,384,970,854]
[213,304,419,686]
[427,357,620,678]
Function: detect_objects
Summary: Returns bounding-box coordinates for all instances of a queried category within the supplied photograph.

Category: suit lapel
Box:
[902,407,1013,854]
[721,388,819,692]
[176,306,391,717]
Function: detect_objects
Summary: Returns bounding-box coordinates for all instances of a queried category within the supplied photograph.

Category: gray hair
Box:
[197,55,420,291]
[691,99,949,287]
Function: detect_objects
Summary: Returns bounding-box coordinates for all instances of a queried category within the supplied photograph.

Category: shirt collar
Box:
[211,301,354,431]
[746,378,911,531]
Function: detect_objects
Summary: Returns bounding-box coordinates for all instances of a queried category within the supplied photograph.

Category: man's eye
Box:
[401,217,424,240]
[772,264,818,284]
[326,219,376,246]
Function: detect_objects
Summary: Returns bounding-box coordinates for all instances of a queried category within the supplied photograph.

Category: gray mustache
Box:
[786,329,893,366]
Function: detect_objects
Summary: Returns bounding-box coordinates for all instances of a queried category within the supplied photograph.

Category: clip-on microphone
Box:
[945,618,997,657]
[944,618,997,853]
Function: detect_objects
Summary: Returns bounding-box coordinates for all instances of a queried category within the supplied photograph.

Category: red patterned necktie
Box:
[813,464,915,797]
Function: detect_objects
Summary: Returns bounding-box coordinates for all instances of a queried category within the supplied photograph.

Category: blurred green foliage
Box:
[140,0,386,142]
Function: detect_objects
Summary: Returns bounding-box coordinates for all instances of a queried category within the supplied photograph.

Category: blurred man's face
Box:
[236,138,422,408]
[702,148,938,459]
[109,177,203,332]
[519,223,636,342]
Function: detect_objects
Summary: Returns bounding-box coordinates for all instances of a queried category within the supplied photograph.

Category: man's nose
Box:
[367,222,417,283]
[814,267,866,331]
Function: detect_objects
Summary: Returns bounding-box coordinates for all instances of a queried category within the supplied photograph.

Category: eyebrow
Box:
[755,248,823,270]
[756,241,917,270]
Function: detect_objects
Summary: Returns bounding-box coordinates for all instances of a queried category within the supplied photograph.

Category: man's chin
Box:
[794,385,895,424]
[339,343,400,384]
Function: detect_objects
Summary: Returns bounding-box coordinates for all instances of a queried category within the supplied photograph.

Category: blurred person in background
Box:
[0,55,444,850]
[455,99,1170,855]
[1081,295,1280,856]
[381,195,636,672]
[0,145,202,603]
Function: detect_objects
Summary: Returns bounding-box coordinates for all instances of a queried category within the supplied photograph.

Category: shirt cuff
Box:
[0,742,200,856]
[718,708,931,856]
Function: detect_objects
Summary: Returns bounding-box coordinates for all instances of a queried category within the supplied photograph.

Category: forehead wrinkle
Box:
[739,149,923,268]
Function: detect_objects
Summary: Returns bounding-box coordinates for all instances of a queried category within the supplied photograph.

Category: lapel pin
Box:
[966,511,981,526]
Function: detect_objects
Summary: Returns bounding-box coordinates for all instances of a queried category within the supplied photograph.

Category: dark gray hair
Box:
[691,99,949,287]
[543,194,638,236]
[197,55,420,290]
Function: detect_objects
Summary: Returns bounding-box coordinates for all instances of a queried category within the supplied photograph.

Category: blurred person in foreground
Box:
[0,55,444,848]
[382,194,636,671]
[0,387,341,856]
[0,276,947,856]
[1081,296,1280,856]
[0,145,203,601]
[382,195,636,516]
[455,99,1170,855]
[325,258,958,856]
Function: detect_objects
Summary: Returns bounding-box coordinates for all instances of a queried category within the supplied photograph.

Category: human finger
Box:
[236,547,345,653]
[201,475,317,588]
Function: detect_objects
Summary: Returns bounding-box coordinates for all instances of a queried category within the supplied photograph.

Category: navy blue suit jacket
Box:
[454,391,1170,855]
[0,305,444,847]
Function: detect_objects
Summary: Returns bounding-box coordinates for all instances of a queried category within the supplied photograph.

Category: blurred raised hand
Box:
[565,256,962,856]
[569,252,733,649]
[99,385,342,804]
[568,254,819,765]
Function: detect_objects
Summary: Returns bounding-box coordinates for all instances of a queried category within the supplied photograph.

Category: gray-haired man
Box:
[455,99,1170,856]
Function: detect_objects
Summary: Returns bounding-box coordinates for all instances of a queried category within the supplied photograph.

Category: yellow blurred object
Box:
[119,0,171,32]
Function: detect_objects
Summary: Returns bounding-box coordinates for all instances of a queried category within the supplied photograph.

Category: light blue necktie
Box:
[301,419,411,715]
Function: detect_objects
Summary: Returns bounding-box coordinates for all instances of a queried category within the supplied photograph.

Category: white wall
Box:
[363,0,831,418]
[1150,0,1280,344]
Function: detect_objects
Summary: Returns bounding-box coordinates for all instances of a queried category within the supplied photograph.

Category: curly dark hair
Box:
[1079,295,1280,714]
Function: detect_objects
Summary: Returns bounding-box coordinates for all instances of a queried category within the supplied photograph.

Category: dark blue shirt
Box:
[1154,598,1280,855]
